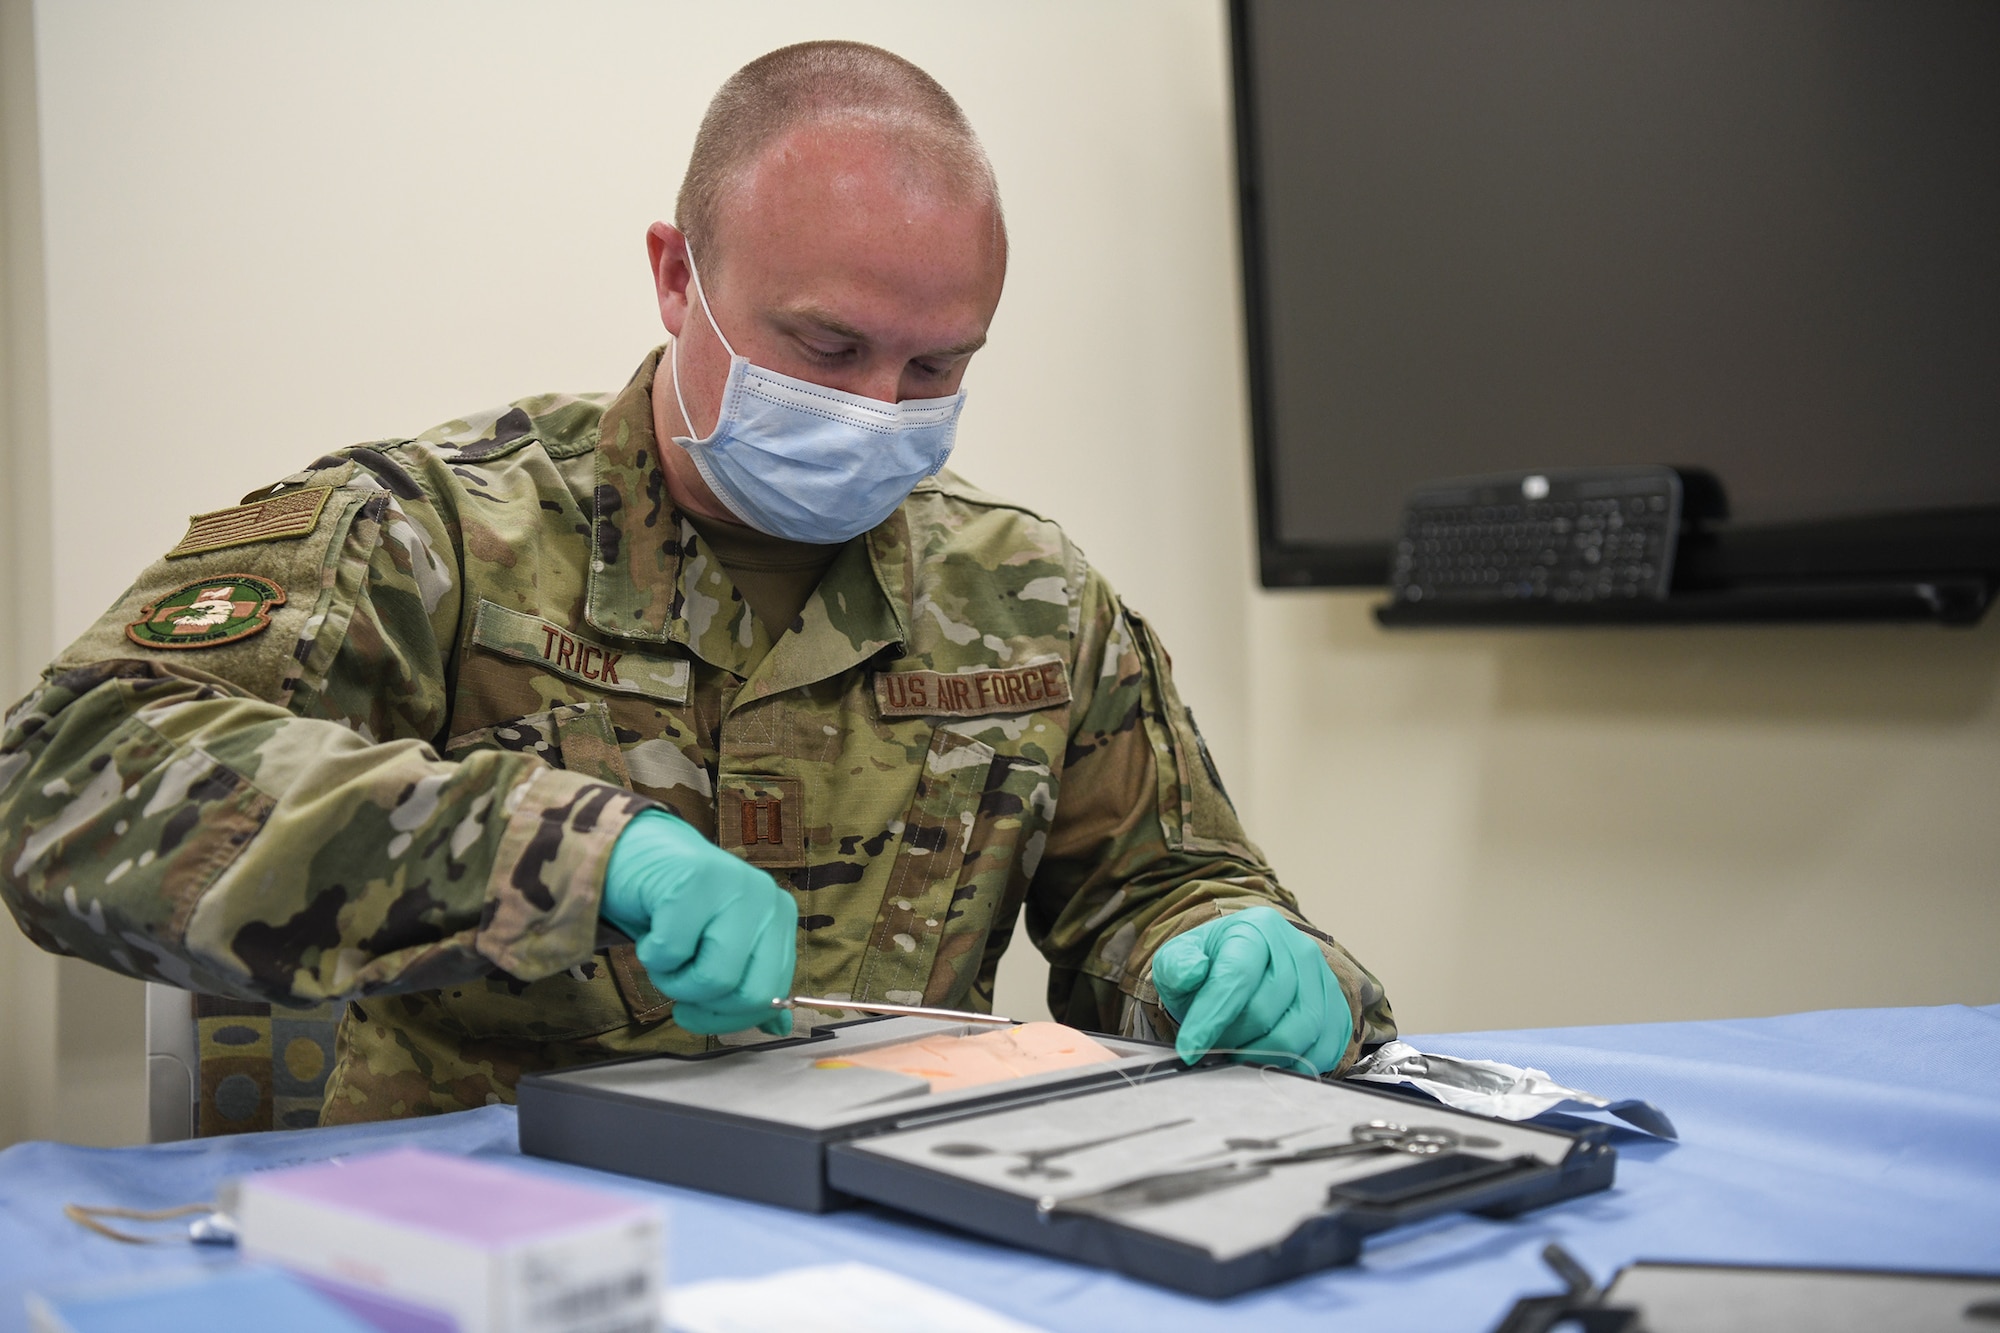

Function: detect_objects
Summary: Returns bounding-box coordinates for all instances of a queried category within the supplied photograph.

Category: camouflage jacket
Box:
[0,350,1395,1122]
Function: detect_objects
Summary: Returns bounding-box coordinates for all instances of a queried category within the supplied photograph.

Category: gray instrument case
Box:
[517,1016,1616,1298]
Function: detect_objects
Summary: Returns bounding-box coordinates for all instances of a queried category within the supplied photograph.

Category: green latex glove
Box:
[1150,906,1353,1075]
[600,810,798,1036]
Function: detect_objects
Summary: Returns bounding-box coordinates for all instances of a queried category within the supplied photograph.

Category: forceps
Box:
[1039,1120,1497,1215]
[1189,1123,1340,1161]
[931,1118,1195,1180]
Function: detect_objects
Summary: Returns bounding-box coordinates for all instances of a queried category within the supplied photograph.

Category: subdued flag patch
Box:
[126,575,287,650]
[166,488,330,559]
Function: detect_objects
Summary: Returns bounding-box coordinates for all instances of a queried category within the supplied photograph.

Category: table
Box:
[2,1003,1996,1332]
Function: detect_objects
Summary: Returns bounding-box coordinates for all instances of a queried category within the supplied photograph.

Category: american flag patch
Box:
[166,489,331,559]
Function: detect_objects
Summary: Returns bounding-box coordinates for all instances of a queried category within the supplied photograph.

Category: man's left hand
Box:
[1150,906,1354,1075]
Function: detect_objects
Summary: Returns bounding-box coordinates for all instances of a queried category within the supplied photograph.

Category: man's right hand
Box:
[599,810,799,1036]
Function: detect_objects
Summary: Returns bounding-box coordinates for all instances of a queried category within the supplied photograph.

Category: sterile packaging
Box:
[1347,1040,1678,1138]
[234,1147,663,1333]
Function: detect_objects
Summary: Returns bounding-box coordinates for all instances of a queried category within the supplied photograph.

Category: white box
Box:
[237,1146,662,1333]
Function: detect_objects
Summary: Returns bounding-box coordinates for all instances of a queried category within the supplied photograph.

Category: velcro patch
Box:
[471,600,690,703]
[126,575,286,650]
[717,776,805,868]
[874,659,1071,718]
[167,489,330,559]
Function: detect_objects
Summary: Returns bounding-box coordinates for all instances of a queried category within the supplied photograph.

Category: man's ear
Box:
[646,222,693,338]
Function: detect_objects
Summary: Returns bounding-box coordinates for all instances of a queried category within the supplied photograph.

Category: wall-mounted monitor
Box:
[1232,0,2000,619]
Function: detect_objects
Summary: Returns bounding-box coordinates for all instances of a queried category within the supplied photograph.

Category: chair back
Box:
[145,983,345,1140]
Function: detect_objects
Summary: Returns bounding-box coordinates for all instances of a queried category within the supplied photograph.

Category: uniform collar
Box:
[585,348,911,688]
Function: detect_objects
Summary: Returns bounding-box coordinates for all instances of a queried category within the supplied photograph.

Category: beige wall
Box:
[1242,597,2000,1035]
[5,1,1993,1144]
[4,0,153,1151]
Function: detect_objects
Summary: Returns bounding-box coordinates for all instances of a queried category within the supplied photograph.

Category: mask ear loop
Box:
[683,245,736,358]
[669,241,737,442]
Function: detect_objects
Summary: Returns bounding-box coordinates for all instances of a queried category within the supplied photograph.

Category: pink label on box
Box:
[252,1148,647,1249]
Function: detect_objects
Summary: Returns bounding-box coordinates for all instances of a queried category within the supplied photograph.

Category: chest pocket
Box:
[851,727,997,1009]
[441,702,674,1037]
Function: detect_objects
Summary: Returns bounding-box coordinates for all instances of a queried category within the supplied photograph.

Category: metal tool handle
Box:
[777,995,1016,1026]
[1039,1161,1267,1216]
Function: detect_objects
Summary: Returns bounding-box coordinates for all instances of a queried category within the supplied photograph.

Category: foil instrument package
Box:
[1346,1041,1677,1139]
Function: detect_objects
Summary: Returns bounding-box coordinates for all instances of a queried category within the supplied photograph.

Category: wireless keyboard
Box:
[1391,466,1684,605]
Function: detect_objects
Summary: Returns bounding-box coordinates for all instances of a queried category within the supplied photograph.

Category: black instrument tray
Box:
[1495,1259,2000,1332]
[518,1018,1615,1297]
[517,1016,1186,1212]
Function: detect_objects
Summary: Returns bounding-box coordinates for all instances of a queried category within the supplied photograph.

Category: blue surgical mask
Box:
[669,246,966,545]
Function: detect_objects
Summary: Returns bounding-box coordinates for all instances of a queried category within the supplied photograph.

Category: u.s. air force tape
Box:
[874,659,1071,718]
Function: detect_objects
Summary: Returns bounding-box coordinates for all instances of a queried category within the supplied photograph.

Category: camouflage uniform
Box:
[0,350,1395,1123]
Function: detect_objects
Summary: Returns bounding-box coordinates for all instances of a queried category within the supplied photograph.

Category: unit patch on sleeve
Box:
[874,659,1072,718]
[166,489,330,559]
[126,576,287,650]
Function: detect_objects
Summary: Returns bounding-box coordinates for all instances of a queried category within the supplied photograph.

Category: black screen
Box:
[1238,0,2000,580]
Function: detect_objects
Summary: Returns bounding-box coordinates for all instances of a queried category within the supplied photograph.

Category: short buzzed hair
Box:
[676,41,1002,263]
